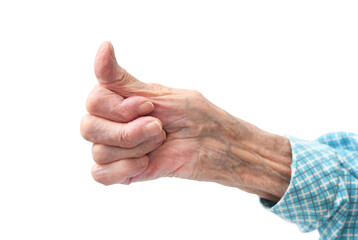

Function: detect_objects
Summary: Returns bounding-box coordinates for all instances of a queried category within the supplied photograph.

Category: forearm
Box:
[193,111,292,202]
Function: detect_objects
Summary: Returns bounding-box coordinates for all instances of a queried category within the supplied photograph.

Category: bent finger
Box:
[91,156,149,185]
[86,85,154,123]
[80,114,163,148]
[92,130,166,164]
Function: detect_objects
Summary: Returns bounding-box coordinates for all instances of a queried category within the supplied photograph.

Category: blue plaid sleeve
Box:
[260,132,358,240]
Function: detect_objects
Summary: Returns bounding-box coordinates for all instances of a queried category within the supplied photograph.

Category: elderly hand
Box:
[81,42,292,202]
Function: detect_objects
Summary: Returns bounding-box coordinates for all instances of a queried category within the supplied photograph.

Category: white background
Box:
[0,1,357,239]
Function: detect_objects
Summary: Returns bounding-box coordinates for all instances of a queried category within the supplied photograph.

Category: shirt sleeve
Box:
[260,132,358,240]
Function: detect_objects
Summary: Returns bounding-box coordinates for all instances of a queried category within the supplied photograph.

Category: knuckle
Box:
[118,69,132,84]
[149,83,163,92]
[80,115,93,140]
[91,165,111,185]
[119,129,134,147]
[191,90,203,98]
[92,144,107,163]
[118,176,129,185]
[86,86,102,114]
[121,178,131,185]
[118,105,135,121]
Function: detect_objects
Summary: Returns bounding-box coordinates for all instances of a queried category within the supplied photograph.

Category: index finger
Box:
[86,85,154,123]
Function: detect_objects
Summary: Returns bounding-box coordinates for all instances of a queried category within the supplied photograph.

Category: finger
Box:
[86,85,154,122]
[80,114,163,148]
[129,138,196,183]
[94,41,172,97]
[92,130,166,164]
[91,156,148,185]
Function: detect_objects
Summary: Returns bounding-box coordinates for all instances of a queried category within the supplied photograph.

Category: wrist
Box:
[240,123,292,201]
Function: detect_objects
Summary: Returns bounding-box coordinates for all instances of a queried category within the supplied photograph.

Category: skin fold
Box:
[81,42,292,202]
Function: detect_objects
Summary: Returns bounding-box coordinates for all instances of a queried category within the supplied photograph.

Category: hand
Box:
[81,42,292,201]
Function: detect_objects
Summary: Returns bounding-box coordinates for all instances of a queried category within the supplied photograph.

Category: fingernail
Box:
[108,42,115,59]
[138,102,154,115]
[154,130,166,143]
[145,121,162,137]
[137,157,148,167]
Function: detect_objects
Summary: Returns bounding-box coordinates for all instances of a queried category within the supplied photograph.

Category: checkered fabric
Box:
[260,132,358,240]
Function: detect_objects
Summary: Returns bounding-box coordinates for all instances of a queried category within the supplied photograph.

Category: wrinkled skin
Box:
[81,42,292,201]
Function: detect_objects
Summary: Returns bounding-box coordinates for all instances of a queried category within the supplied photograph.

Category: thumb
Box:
[94,41,171,97]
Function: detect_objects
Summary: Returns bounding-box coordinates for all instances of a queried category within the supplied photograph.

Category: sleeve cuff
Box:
[259,135,349,236]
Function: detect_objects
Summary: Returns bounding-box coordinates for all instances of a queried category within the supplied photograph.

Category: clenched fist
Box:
[81,42,292,202]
